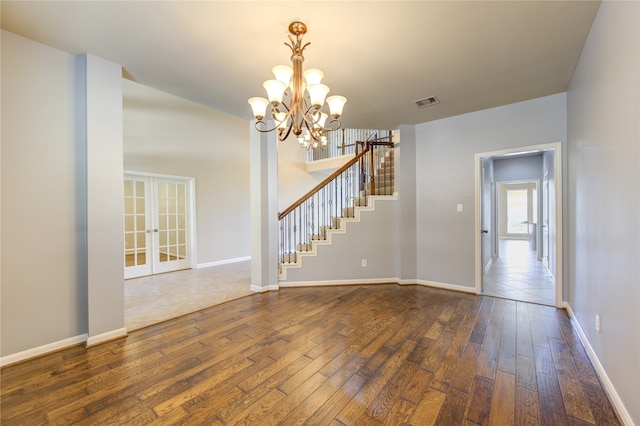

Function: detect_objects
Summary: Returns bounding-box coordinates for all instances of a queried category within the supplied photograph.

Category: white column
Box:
[85,54,127,346]
[250,122,279,292]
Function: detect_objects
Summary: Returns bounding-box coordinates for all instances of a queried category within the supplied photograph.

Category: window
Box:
[507,189,528,234]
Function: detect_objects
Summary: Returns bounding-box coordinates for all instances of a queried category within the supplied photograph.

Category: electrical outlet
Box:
[361,259,367,267]
[595,313,601,333]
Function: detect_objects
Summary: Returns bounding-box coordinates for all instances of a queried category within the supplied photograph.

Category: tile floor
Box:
[125,260,254,331]
[483,239,555,305]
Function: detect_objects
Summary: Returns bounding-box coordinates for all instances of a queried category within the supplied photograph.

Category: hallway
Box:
[483,239,555,305]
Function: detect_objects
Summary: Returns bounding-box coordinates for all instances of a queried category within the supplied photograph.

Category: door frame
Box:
[124,171,197,277]
[474,142,563,308]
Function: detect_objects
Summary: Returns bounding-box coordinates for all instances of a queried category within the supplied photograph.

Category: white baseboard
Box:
[250,284,279,293]
[1,333,88,367]
[86,327,128,348]
[564,303,634,425]
[197,256,250,269]
[279,278,477,296]
[415,279,478,294]
[280,277,399,288]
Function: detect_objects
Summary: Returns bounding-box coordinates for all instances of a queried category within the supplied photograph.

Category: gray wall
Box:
[414,93,567,288]
[1,31,88,357]
[123,80,250,265]
[567,1,639,423]
[280,198,398,284]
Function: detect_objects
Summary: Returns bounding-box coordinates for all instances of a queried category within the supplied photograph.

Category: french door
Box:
[124,173,194,279]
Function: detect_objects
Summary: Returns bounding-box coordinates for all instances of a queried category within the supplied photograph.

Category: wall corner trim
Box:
[250,284,279,293]
[0,334,88,367]
[564,303,634,425]
[197,256,251,269]
[85,327,128,348]
[415,279,478,294]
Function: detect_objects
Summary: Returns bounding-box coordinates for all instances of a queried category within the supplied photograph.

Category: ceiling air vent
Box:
[414,96,440,108]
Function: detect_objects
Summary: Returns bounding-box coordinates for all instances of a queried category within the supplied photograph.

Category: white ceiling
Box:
[1,1,600,130]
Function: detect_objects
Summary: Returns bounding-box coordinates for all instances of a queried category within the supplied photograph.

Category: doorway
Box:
[124,173,195,279]
[475,143,562,307]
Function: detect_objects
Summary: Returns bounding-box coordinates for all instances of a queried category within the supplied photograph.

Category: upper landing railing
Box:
[306,128,393,162]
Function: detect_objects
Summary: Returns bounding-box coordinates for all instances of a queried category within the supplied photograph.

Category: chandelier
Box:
[248,21,347,149]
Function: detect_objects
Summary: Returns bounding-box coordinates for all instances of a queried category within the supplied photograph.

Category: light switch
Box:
[457,203,463,213]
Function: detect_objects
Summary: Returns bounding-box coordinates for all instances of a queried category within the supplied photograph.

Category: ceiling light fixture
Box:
[248,21,347,149]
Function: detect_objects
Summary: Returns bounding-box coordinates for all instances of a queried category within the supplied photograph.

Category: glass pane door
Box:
[124,174,192,278]
[124,175,151,278]
[153,179,191,274]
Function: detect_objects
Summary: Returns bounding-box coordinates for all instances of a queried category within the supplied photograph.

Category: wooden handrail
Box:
[278,140,395,220]
[278,146,371,220]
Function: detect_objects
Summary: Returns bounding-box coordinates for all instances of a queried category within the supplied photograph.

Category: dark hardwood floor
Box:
[1,284,620,425]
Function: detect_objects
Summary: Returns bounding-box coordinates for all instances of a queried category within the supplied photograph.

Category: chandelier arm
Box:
[302,105,319,124]
[301,119,324,143]
[254,119,283,134]
[269,104,293,123]
[279,120,294,141]
[278,101,291,113]
[284,41,295,55]
[299,42,310,56]
[316,118,342,133]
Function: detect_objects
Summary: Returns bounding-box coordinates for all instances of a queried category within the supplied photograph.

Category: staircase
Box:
[278,132,395,276]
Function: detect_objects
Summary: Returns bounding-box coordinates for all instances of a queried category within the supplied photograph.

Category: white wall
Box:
[277,135,325,212]
[123,80,250,265]
[415,93,567,288]
[1,30,88,357]
[567,1,639,423]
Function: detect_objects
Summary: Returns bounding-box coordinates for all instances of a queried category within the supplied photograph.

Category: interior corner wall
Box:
[122,80,250,264]
[414,93,567,289]
[566,1,639,423]
[396,125,417,281]
[250,123,279,291]
[0,30,87,356]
